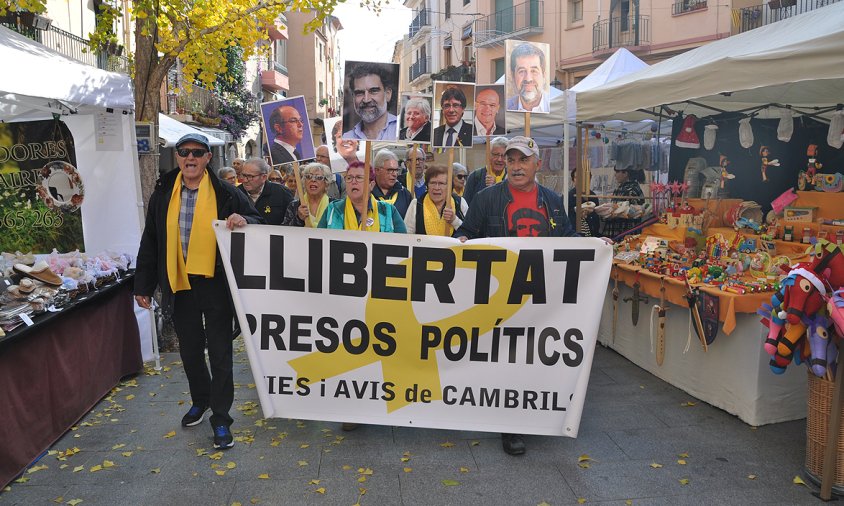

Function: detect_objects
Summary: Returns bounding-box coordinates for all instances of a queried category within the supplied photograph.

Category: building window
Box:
[463,0,469,5]
[319,81,324,100]
[570,0,583,22]
[620,0,630,32]
[445,0,451,19]
[274,39,287,71]
[493,57,505,81]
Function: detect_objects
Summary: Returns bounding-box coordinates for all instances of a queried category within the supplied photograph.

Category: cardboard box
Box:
[783,206,817,223]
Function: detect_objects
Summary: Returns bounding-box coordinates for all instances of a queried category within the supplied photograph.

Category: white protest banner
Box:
[213,222,612,437]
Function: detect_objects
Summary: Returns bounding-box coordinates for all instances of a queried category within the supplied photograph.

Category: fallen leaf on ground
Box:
[226,462,237,469]
[578,462,591,469]
[151,468,161,474]
[215,470,226,476]
[403,467,412,473]
[163,431,176,439]
[649,463,663,469]
[442,479,460,486]
[459,467,469,473]
[102,460,115,468]
[680,401,696,407]
[578,454,592,462]
[208,452,224,460]
[125,394,135,400]
[13,477,29,483]
[748,474,757,480]
[358,468,374,475]
[679,478,690,485]
[578,499,587,504]
[52,497,63,503]
[794,475,807,486]
[66,500,83,506]
[73,466,84,473]
[298,460,308,467]
[258,473,269,479]
[440,442,455,448]
[89,465,102,473]
[358,476,367,483]
[112,444,126,450]
[300,444,309,449]
[27,464,48,473]
[314,488,326,494]
[677,459,686,465]
[250,499,260,504]
[342,465,352,471]
[401,457,410,462]
[678,452,689,458]
[309,479,320,485]
[537,502,551,506]
[122,452,133,458]
[470,441,480,446]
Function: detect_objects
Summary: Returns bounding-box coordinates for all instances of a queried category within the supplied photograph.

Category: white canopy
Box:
[158,113,225,148]
[0,25,134,120]
[576,2,844,121]
[570,48,648,93]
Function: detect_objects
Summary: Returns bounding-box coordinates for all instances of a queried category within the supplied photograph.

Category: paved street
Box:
[0,342,820,505]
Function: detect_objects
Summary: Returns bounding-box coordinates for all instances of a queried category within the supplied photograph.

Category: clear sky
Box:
[332,0,412,64]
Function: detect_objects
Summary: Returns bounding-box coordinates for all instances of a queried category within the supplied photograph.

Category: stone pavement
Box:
[0,342,822,505]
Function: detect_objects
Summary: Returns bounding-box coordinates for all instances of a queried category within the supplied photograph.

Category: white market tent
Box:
[576,2,844,122]
[159,113,225,148]
[0,25,153,361]
[570,47,649,93]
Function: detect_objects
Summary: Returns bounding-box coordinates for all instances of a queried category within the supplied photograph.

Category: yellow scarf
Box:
[487,167,506,184]
[378,189,399,205]
[343,195,381,231]
[166,171,218,292]
[303,193,329,228]
[454,187,464,197]
[422,195,452,237]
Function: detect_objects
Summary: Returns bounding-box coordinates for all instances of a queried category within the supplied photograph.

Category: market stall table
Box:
[0,276,142,488]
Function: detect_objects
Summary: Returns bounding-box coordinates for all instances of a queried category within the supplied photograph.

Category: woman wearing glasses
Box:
[452,163,468,197]
[268,169,283,184]
[403,164,468,235]
[317,161,406,233]
[282,163,335,228]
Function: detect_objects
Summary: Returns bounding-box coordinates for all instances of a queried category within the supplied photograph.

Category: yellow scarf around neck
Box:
[166,171,217,292]
[344,195,381,231]
[487,167,506,184]
[303,193,329,228]
[378,189,399,205]
[422,194,452,237]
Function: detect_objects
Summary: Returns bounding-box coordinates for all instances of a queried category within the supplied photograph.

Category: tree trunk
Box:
[133,24,175,213]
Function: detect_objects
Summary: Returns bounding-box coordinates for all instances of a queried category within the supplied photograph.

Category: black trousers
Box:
[172,275,234,428]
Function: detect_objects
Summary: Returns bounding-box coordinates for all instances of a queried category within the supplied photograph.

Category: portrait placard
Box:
[261,95,315,166]
[398,94,433,144]
[432,81,475,148]
[473,84,506,137]
[341,61,400,142]
[504,40,551,114]
[324,116,366,174]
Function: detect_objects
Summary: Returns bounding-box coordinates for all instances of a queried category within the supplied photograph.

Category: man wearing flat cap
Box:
[455,136,578,455]
[135,133,262,451]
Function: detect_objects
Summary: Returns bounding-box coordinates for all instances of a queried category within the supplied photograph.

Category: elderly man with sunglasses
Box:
[135,133,263,451]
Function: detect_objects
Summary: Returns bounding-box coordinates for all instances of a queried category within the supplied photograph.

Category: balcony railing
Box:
[592,15,651,53]
[735,0,840,33]
[474,1,544,48]
[409,9,430,39]
[430,62,475,83]
[165,68,221,121]
[672,0,707,15]
[1,12,130,74]
[409,57,430,82]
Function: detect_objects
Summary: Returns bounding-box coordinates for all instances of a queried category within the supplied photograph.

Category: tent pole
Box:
[575,123,584,234]
[562,90,570,218]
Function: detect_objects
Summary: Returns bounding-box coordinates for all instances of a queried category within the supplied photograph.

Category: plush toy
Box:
[807,314,833,378]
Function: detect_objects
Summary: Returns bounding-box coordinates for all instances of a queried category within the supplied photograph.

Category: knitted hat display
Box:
[703,124,718,150]
[777,109,794,142]
[675,115,700,149]
[828,111,844,149]
[739,118,754,149]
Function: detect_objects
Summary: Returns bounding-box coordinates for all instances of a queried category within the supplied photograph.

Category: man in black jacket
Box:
[371,149,413,218]
[455,136,578,456]
[134,133,263,451]
[238,157,294,225]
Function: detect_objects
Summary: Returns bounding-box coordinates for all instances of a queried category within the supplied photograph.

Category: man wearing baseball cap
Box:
[135,132,262,451]
[455,135,578,454]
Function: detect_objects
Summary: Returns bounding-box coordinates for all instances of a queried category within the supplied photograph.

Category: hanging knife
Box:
[656,277,668,366]
[623,272,649,326]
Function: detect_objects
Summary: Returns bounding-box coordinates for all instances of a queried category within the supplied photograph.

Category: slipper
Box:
[14,261,62,287]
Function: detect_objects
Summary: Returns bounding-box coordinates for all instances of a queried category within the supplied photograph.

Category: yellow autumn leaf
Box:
[649,463,663,469]
[578,499,587,504]
[73,465,84,473]
[680,401,696,407]
[679,478,690,485]
[226,462,237,469]
[677,459,687,465]
[440,442,455,448]
[209,452,224,460]
[151,468,161,474]
[625,501,633,506]
[578,454,592,462]
[300,444,310,449]
[103,460,115,468]
[163,431,176,439]
[89,465,102,473]
[232,503,242,506]
[342,465,352,471]
[678,452,689,458]
[67,500,83,506]
[112,444,126,450]
[250,499,260,504]
[401,457,410,462]
[403,467,412,473]
[537,502,551,506]
[309,479,321,485]
[793,475,807,486]
[459,467,469,473]
[122,452,133,457]
[314,488,326,494]
[215,470,226,476]
[27,464,48,473]
[470,441,480,446]
[298,460,308,467]
[748,474,757,480]
[358,476,367,483]
[258,473,270,479]
[14,477,29,483]
[125,394,135,400]
[442,479,460,486]
[52,496,63,503]
[578,462,591,469]
[359,468,374,475]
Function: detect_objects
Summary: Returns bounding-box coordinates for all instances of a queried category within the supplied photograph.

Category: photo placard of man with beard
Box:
[341,61,400,142]
[260,95,316,165]
[505,41,551,114]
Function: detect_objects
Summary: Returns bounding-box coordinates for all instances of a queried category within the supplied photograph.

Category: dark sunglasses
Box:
[176,148,208,158]
[455,174,466,180]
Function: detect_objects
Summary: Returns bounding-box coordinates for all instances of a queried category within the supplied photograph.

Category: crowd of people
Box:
[134,131,607,456]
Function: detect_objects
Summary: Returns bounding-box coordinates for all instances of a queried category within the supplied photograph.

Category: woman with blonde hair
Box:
[282,163,334,227]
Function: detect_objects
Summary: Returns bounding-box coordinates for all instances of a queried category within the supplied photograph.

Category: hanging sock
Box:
[739,118,754,149]
[703,124,718,150]
[828,111,844,149]
[777,109,794,142]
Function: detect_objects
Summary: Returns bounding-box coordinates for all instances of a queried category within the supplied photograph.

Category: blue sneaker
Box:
[181,405,208,427]
[213,425,234,449]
